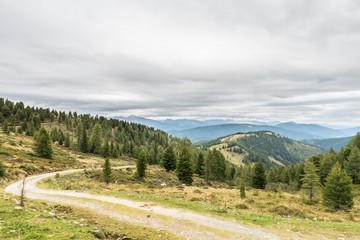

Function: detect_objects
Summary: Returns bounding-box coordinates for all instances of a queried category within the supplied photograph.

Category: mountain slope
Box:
[302,136,353,151]
[276,122,346,139]
[115,116,233,131]
[171,124,321,143]
[204,131,324,167]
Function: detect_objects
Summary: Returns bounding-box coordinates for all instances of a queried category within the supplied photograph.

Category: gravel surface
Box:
[5,167,280,240]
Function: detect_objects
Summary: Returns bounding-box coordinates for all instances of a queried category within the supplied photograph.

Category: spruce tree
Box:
[103,158,111,184]
[240,182,246,199]
[319,150,337,184]
[323,162,353,210]
[302,161,320,202]
[251,162,266,189]
[79,124,88,153]
[176,140,193,185]
[137,150,147,178]
[64,134,71,148]
[345,147,360,183]
[0,161,5,178]
[161,146,176,172]
[90,123,103,154]
[34,127,53,159]
[102,141,110,158]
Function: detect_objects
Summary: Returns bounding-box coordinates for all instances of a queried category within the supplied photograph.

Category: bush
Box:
[235,203,249,209]
[269,205,305,217]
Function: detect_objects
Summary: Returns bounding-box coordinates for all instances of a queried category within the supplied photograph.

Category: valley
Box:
[1,99,360,240]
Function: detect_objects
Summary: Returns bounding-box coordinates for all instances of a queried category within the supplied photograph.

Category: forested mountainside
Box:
[203,131,324,168]
[0,98,179,164]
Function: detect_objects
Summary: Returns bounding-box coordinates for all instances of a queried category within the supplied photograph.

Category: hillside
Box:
[0,98,181,167]
[171,123,321,143]
[204,131,324,167]
[115,115,234,131]
[302,136,353,151]
[276,122,346,139]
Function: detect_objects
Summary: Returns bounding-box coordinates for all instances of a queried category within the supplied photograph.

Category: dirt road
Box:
[5,168,280,240]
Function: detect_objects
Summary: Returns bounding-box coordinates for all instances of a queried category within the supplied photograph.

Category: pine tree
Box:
[137,150,147,178]
[102,141,110,158]
[240,182,246,199]
[103,158,111,184]
[205,149,226,181]
[79,124,88,153]
[322,162,353,210]
[302,161,320,202]
[64,134,71,148]
[161,146,176,172]
[0,161,5,178]
[319,150,337,184]
[34,127,53,159]
[195,152,205,177]
[251,162,266,189]
[176,140,193,185]
[90,123,103,154]
[345,147,360,183]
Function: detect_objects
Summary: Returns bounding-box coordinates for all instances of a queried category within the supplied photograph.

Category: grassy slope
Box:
[208,131,324,167]
[0,131,179,240]
[40,167,360,239]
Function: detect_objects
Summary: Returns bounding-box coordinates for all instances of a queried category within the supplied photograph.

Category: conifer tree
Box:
[176,140,193,185]
[302,161,320,202]
[251,162,266,189]
[0,161,5,178]
[102,141,110,158]
[79,124,88,153]
[90,123,103,154]
[319,150,337,184]
[195,152,205,176]
[345,147,360,184]
[240,182,246,199]
[34,127,53,159]
[161,146,176,172]
[137,150,147,178]
[64,134,71,148]
[322,162,353,210]
[103,158,111,184]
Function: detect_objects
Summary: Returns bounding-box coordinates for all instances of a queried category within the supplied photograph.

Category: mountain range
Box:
[115,116,359,149]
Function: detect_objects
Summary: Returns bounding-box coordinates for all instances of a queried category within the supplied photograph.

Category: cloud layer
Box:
[1,0,360,126]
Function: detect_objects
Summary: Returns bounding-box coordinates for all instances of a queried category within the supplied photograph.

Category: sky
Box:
[1,0,360,127]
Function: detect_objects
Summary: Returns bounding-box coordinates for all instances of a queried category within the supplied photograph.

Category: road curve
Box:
[5,168,280,240]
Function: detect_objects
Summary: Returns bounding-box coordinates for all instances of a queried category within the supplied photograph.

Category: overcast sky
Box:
[1,0,360,126]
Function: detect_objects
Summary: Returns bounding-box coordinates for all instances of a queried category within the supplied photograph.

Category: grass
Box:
[0,191,181,240]
[0,131,131,182]
[40,166,360,239]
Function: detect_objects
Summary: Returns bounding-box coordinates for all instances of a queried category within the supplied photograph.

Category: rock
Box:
[160,183,167,187]
[151,179,162,185]
[48,212,55,217]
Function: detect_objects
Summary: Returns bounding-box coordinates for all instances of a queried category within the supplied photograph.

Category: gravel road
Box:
[5,167,280,240]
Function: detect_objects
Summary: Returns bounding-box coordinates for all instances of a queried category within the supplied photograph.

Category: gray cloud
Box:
[1,0,360,126]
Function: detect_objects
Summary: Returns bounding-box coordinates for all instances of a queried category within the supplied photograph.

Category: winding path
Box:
[5,167,280,240]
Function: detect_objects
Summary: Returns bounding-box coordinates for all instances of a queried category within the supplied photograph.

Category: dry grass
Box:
[40,166,360,238]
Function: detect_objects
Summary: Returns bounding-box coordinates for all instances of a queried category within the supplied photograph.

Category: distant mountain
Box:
[114,115,233,131]
[276,122,346,139]
[171,123,327,143]
[340,126,360,136]
[114,116,359,144]
[204,131,324,168]
[302,136,353,152]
